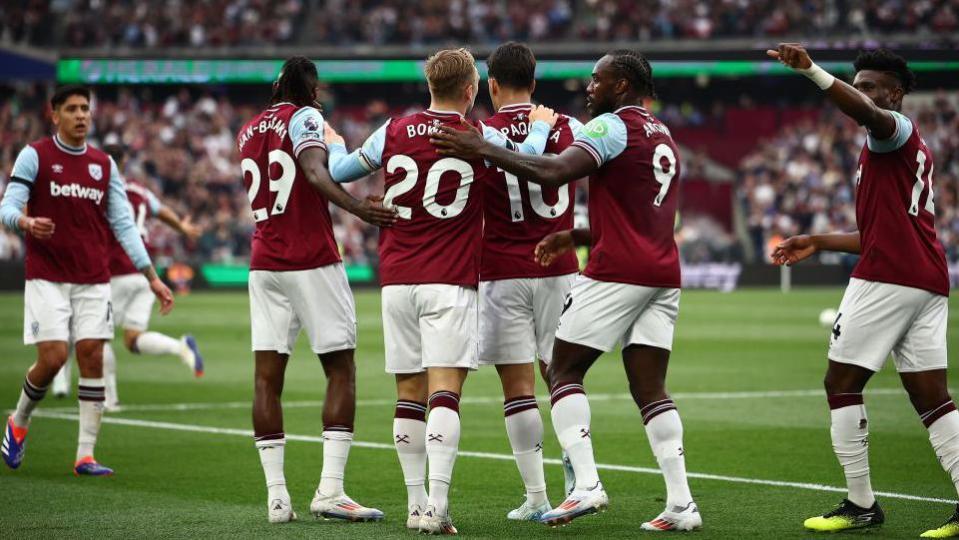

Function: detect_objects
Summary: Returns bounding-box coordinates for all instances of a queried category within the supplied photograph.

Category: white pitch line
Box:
[37,387,908,414]
[32,410,955,506]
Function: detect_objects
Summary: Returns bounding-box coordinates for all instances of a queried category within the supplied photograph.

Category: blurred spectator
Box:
[2,0,956,49]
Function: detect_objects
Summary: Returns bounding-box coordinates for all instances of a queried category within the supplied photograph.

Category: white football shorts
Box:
[249,264,357,355]
[555,275,680,353]
[479,273,576,365]
[110,273,154,332]
[829,277,948,373]
[23,279,113,344]
[382,284,478,374]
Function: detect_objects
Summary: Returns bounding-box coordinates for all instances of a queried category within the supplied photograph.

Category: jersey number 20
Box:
[383,155,473,219]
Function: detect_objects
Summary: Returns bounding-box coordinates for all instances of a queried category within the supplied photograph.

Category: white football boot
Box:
[407,504,424,530]
[418,505,458,535]
[540,482,609,527]
[309,490,384,522]
[268,497,297,523]
[640,502,702,531]
[507,498,552,521]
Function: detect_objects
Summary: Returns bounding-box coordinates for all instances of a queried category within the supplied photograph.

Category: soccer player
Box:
[431,49,702,531]
[99,143,204,409]
[478,41,583,521]
[237,56,394,524]
[326,47,557,534]
[769,45,957,538]
[0,85,174,476]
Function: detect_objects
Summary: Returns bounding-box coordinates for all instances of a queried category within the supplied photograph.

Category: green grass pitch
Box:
[1,288,957,538]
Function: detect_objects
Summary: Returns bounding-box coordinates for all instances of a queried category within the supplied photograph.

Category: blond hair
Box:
[424,48,477,100]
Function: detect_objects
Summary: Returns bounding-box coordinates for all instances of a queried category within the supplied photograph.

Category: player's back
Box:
[853,113,948,296]
[237,103,340,272]
[481,104,579,280]
[572,105,681,288]
[108,178,156,277]
[378,110,490,287]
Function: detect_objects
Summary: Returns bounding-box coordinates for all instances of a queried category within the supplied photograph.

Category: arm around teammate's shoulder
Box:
[297,146,397,227]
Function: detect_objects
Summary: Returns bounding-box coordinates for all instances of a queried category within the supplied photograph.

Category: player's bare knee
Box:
[496,364,535,399]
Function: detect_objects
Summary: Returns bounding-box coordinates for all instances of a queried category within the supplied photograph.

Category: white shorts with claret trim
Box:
[23,279,113,344]
[554,275,680,353]
[111,273,155,332]
[249,264,357,355]
[829,278,947,373]
[478,274,576,365]
[382,284,478,374]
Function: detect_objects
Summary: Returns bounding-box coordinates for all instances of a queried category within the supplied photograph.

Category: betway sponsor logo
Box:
[50,181,105,205]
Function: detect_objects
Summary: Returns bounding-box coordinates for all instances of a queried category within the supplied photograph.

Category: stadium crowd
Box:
[1,85,958,269]
[2,0,956,48]
[738,94,959,263]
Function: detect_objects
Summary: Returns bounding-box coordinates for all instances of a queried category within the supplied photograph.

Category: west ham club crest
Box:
[88,163,103,181]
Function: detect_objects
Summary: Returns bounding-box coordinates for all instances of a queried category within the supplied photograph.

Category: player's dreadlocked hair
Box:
[271,56,318,107]
[607,49,656,99]
[854,49,916,94]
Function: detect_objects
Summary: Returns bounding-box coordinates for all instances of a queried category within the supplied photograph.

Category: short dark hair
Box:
[103,143,126,165]
[271,56,318,107]
[50,85,91,110]
[487,42,536,90]
[854,49,916,94]
[606,49,656,99]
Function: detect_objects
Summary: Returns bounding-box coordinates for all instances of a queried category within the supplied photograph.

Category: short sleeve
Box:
[570,113,628,167]
[289,106,326,158]
[10,146,39,184]
[867,111,913,153]
[145,189,161,216]
[566,116,585,138]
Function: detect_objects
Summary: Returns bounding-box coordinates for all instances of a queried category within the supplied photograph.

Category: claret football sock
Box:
[550,382,600,489]
[642,401,693,508]
[255,434,288,501]
[828,393,875,509]
[319,425,353,497]
[133,332,183,356]
[394,400,429,508]
[504,395,548,506]
[13,375,48,428]
[923,401,959,496]
[426,391,461,517]
[76,378,105,461]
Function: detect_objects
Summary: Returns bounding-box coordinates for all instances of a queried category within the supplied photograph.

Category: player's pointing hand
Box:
[430,120,485,160]
[766,43,813,70]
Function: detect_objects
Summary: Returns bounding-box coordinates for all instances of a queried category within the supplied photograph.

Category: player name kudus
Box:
[236,114,288,152]
[49,180,105,205]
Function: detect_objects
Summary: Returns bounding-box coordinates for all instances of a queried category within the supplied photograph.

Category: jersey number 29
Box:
[241,150,296,222]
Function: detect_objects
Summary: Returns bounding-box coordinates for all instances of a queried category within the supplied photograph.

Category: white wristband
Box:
[798,62,836,90]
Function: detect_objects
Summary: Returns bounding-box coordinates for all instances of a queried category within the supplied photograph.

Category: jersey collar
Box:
[614,105,649,115]
[498,103,533,113]
[53,134,87,155]
[424,109,463,119]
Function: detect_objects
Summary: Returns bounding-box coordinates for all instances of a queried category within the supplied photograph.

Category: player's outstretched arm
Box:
[480,105,558,156]
[534,228,591,267]
[158,206,202,241]
[767,43,897,139]
[771,231,861,266]
[298,146,397,227]
[431,121,597,188]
